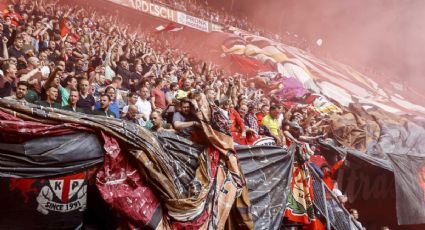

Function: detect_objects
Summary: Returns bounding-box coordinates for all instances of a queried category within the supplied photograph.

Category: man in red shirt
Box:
[151,77,166,110]
[256,104,269,124]
[321,156,346,190]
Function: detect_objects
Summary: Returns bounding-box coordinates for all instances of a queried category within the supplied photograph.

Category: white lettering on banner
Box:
[36,179,87,215]
[44,199,84,212]
[127,0,174,21]
[176,12,209,32]
[111,0,212,32]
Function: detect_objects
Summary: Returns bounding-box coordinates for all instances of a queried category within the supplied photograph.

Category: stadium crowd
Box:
[154,0,309,49]
[156,0,254,31]
[0,0,368,228]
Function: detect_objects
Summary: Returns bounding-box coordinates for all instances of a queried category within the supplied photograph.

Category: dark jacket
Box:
[92,108,116,118]
[62,105,84,113]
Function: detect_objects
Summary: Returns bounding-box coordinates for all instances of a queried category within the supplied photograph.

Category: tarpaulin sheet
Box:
[0,132,104,178]
[0,99,255,229]
[96,132,164,229]
[236,145,293,230]
[387,154,425,225]
[366,109,425,158]
[319,142,425,229]
[0,108,105,229]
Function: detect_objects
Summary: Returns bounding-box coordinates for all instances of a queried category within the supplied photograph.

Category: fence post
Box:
[321,182,331,230]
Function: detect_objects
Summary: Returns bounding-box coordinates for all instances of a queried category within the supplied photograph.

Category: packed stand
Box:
[154,0,310,50]
[0,0,365,228]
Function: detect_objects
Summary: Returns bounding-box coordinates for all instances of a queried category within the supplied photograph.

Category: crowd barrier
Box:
[309,164,363,230]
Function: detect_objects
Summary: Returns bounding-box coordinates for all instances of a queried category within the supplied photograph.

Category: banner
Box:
[0,170,96,229]
[237,145,293,230]
[388,154,425,225]
[176,12,209,32]
[107,0,176,21]
[0,131,104,178]
[106,0,218,33]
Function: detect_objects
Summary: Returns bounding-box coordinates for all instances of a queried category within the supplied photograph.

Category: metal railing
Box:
[308,164,363,230]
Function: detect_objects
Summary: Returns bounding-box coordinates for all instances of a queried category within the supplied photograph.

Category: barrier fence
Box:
[308,164,363,230]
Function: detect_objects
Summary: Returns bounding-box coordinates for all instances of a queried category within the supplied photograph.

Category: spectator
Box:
[349,209,365,230]
[332,181,347,205]
[115,60,132,89]
[95,86,119,118]
[256,104,269,125]
[4,80,27,102]
[165,82,178,105]
[321,156,346,190]
[123,104,144,125]
[37,86,61,109]
[150,110,175,133]
[60,75,78,107]
[173,99,200,139]
[220,98,249,144]
[76,79,95,113]
[41,66,64,104]
[0,62,17,97]
[122,92,147,125]
[135,86,152,125]
[176,78,192,100]
[238,103,259,144]
[17,57,44,102]
[8,37,24,65]
[93,94,115,117]
[261,105,286,146]
[244,103,259,134]
[151,77,166,110]
[130,63,143,91]
[63,89,83,113]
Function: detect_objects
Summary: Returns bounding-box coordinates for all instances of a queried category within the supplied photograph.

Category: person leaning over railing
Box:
[349,209,365,230]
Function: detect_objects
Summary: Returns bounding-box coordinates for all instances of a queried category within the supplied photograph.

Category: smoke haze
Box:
[213,0,425,95]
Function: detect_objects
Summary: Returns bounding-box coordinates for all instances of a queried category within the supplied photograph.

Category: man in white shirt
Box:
[122,92,148,126]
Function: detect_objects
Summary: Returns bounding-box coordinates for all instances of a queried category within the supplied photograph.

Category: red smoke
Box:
[212,0,425,98]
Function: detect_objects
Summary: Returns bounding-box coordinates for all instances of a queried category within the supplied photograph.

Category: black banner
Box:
[0,132,104,178]
[0,170,97,230]
[387,154,425,225]
[237,145,293,230]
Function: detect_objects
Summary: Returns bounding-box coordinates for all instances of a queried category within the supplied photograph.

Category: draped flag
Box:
[155,22,183,33]
[387,154,425,225]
